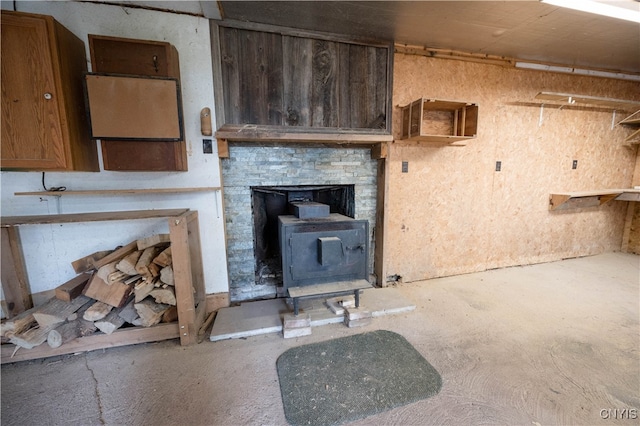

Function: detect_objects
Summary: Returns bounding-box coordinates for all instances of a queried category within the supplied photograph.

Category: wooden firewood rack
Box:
[1,209,206,364]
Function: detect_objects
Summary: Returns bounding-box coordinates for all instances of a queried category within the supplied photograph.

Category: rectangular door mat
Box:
[276,330,442,425]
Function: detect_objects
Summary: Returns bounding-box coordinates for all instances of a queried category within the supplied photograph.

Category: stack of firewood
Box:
[1,234,178,351]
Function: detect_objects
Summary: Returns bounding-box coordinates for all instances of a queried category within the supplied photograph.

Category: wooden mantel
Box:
[215,124,393,157]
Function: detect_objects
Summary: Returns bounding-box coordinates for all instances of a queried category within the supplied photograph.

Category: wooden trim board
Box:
[1,323,179,364]
[535,92,640,111]
[14,188,220,197]
[1,209,189,227]
[215,124,393,144]
[0,227,32,317]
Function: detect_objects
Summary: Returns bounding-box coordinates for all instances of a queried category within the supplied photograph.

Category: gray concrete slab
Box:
[1,252,638,426]
[209,286,416,341]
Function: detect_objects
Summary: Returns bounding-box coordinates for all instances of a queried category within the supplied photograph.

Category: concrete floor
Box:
[1,252,638,426]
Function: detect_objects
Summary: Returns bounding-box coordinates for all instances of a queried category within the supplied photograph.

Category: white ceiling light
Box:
[541,0,640,23]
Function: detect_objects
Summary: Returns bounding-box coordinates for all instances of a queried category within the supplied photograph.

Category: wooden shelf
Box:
[623,128,640,144]
[618,110,640,144]
[215,124,393,144]
[535,92,640,111]
[1,323,178,364]
[549,189,640,211]
[619,110,640,126]
[1,209,188,227]
[14,187,220,197]
[616,190,640,202]
[1,209,206,363]
[399,98,478,145]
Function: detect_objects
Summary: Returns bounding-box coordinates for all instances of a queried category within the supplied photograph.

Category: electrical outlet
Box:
[495,161,501,172]
[203,139,213,154]
[402,161,408,173]
[572,160,578,169]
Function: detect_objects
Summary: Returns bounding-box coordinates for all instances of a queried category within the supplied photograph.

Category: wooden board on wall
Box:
[88,34,187,171]
[90,34,180,77]
[218,24,391,131]
[386,54,639,283]
[85,74,182,140]
[101,141,187,171]
[627,203,640,254]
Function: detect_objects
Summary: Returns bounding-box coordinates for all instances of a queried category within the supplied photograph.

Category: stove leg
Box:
[354,290,360,308]
[293,298,299,316]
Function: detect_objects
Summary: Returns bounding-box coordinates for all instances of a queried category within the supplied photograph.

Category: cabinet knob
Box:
[43,93,52,100]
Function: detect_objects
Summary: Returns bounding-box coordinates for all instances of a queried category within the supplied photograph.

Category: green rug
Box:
[276,330,442,426]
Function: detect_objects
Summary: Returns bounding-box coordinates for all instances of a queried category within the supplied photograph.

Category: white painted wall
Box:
[0,1,229,301]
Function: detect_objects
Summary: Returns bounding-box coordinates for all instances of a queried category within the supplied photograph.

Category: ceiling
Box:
[91,1,640,74]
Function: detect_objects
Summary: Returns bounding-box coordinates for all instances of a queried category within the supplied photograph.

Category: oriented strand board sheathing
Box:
[386,54,640,283]
[627,204,640,254]
[623,147,640,253]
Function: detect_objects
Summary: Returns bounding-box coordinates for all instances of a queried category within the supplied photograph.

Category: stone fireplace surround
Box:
[221,143,378,302]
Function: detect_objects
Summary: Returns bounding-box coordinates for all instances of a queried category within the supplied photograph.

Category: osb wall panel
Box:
[387,54,640,283]
[627,203,640,255]
[625,146,640,254]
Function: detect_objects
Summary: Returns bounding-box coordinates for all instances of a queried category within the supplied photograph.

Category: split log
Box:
[134,279,156,303]
[118,299,140,324]
[92,241,138,270]
[149,287,176,306]
[116,250,142,276]
[47,319,97,348]
[83,273,133,308]
[134,299,170,327]
[107,270,129,285]
[152,246,172,267]
[83,301,113,321]
[135,247,160,279]
[55,273,91,302]
[137,234,170,250]
[124,274,143,285]
[71,250,112,273]
[147,262,160,279]
[95,309,126,335]
[1,305,37,336]
[197,311,216,343]
[10,324,57,349]
[96,261,119,283]
[159,266,174,286]
[161,306,178,323]
[32,296,92,328]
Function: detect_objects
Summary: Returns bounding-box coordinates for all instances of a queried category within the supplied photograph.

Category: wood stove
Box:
[278,201,370,314]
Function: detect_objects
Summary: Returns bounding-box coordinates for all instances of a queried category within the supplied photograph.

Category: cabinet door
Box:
[88,34,187,171]
[1,13,68,169]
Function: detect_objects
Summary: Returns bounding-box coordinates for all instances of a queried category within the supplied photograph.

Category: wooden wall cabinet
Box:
[88,35,187,171]
[1,10,99,171]
[400,98,478,145]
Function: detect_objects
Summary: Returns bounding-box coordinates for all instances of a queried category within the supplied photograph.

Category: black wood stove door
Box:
[279,214,368,290]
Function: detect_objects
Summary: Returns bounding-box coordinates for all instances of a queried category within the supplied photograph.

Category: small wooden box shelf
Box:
[400,98,478,145]
[1,209,206,363]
